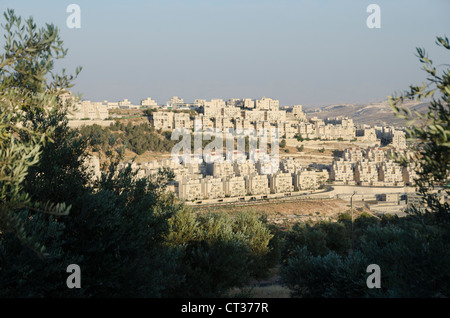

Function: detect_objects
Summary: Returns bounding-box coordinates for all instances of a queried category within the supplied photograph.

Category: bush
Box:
[165,211,276,297]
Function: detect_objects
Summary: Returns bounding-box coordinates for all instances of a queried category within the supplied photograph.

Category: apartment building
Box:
[244,110,265,122]
[167,96,185,108]
[153,111,174,130]
[402,162,419,186]
[204,99,226,117]
[293,170,317,191]
[291,105,307,121]
[222,106,243,118]
[174,112,192,129]
[354,159,380,186]
[201,176,225,199]
[344,148,364,163]
[330,159,355,185]
[297,122,318,139]
[365,147,386,163]
[265,110,287,122]
[206,161,235,178]
[255,97,279,111]
[378,160,404,186]
[141,97,158,108]
[242,98,255,109]
[392,130,407,149]
[245,174,270,195]
[178,177,203,201]
[223,176,246,197]
[118,99,139,109]
[269,172,294,194]
[280,157,303,174]
[68,100,109,120]
[233,161,257,176]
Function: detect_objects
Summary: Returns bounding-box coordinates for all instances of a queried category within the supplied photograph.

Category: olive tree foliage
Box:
[281,37,450,298]
[0,9,81,257]
[389,35,449,219]
[165,210,275,297]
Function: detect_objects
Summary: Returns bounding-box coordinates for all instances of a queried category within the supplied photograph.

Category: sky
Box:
[1,0,449,107]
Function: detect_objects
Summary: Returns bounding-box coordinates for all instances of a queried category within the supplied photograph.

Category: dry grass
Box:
[193,198,370,228]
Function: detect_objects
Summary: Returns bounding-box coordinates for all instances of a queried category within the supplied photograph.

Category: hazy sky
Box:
[1,0,449,107]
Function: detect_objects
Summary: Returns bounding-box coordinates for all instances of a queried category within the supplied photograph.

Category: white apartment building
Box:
[403,165,419,186]
[178,177,203,201]
[293,170,318,191]
[360,128,378,142]
[167,96,185,108]
[233,161,257,176]
[201,176,225,199]
[344,148,364,163]
[269,172,294,194]
[174,112,192,129]
[354,159,380,186]
[280,157,303,174]
[118,99,139,109]
[392,130,407,149]
[153,111,174,130]
[204,99,226,117]
[330,159,355,185]
[206,161,235,178]
[223,176,246,197]
[280,122,297,139]
[255,97,279,111]
[68,100,109,120]
[222,106,242,118]
[378,160,404,186]
[265,110,287,122]
[107,102,119,109]
[365,147,386,163]
[243,98,255,109]
[291,105,307,121]
[245,174,270,195]
[141,97,158,108]
[297,122,318,139]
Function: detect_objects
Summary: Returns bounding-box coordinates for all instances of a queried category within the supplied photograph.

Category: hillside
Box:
[304,100,430,127]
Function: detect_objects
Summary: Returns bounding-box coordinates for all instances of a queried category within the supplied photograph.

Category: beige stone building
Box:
[269,172,293,194]
[293,170,316,191]
[280,157,303,174]
[206,161,235,178]
[153,111,174,130]
[255,97,279,111]
[378,160,404,186]
[68,100,109,120]
[330,159,355,185]
[392,130,407,149]
[204,99,226,117]
[141,97,158,108]
[344,148,364,163]
[245,174,270,195]
[167,96,185,108]
[233,161,257,176]
[174,112,192,129]
[402,165,419,186]
[365,147,386,163]
[223,176,246,197]
[354,159,379,186]
[178,177,203,201]
[291,105,307,121]
[201,176,225,199]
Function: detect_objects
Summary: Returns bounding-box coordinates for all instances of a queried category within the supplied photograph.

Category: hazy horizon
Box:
[2,0,449,107]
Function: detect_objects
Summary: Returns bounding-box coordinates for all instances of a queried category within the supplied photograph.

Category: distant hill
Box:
[303,100,430,127]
